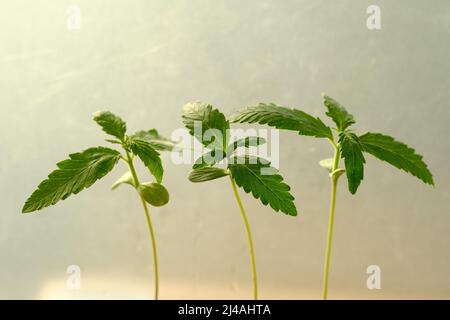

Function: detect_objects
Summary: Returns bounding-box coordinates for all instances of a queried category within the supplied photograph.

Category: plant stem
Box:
[125,150,159,300]
[229,176,258,300]
[322,142,340,300]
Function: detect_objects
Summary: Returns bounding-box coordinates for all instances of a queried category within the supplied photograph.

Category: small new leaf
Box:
[93,111,127,140]
[189,167,229,183]
[193,150,226,169]
[182,102,230,151]
[228,156,297,216]
[339,132,365,194]
[228,136,266,154]
[128,137,164,183]
[22,147,121,213]
[359,132,434,185]
[131,129,177,152]
[322,94,355,131]
[230,103,332,139]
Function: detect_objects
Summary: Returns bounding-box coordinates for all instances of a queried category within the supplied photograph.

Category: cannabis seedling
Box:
[182,102,297,300]
[231,94,434,299]
[22,111,176,299]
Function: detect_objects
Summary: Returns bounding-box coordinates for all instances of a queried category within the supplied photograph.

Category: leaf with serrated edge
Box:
[359,132,434,185]
[22,147,121,213]
[189,167,229,183]
[230,103,332,139]
[228,136,266,154]
[128,137,164,183]
[131,129,177,151]
[93,111,127,140]
[228,156,297,216]
[322,94,355,131]
[339,132,365,194]
[182,102,230,151]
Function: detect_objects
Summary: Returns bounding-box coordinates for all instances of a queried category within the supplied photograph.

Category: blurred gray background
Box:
[0,0,449,299]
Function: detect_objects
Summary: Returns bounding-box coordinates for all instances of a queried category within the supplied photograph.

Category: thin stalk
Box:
[229,175,258,300]
[322,142,341,300]
[125,150,159,300]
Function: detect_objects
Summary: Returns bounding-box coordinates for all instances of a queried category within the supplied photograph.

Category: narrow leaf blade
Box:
[22,147,121,213]
[339,132,365,194]
[359,132,434,185]
[131,129,177,152]
[188,167,229,183]
[228,157,297,216]
[182,102,229,151]
[128,137,164,183]
[322,94,355,131]
[93,111,127,140]
[228,136,266,154]
[230,103,332,139]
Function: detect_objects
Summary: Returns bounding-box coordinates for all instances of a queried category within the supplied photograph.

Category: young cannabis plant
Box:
[182,102,297,300]
[231,94,434,299]
[22,111,176,300]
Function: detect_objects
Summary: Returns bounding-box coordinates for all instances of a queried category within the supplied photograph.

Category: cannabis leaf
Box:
[322,94,355,131]
[359,132,434,185]
[188,167,229,182]
[192,150,226,169]
[24,110,172,299]
[184,103,297,215]
[339,131,365,194]
[231,94,434,299]
[182,102,230,151]
[131,129,177,151]
[22,147,121,213]
[127,136,164,183]
[228,137,266,154]
[229,156,297,216]
[230,103,332,139]
[184,103,298,299]
[93,111,127,140]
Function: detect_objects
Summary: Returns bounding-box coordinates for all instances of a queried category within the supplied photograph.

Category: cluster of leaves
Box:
[22,111,175,213]
[182,102,297,216]
[231,94,434,194]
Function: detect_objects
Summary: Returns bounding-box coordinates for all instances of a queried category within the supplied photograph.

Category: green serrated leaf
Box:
[359,132,434,185]
[322,94,355,131]
[188,167,229,183]
[128,137,163,183]
[339,131,365,194]
[182,102,230,151]
[131,129,177,152]
[228,156,297,216]
[228,136,266,154]
[22,147,121,213]
[111,171,136,190]
[230,103,332,139]
[105,139,122,145]
[193,150,226,169]
[93,111,127,140]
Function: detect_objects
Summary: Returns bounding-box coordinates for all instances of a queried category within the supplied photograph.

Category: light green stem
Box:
[322,142,341,300]
[125,150,159,300]
[229,176,258,300]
